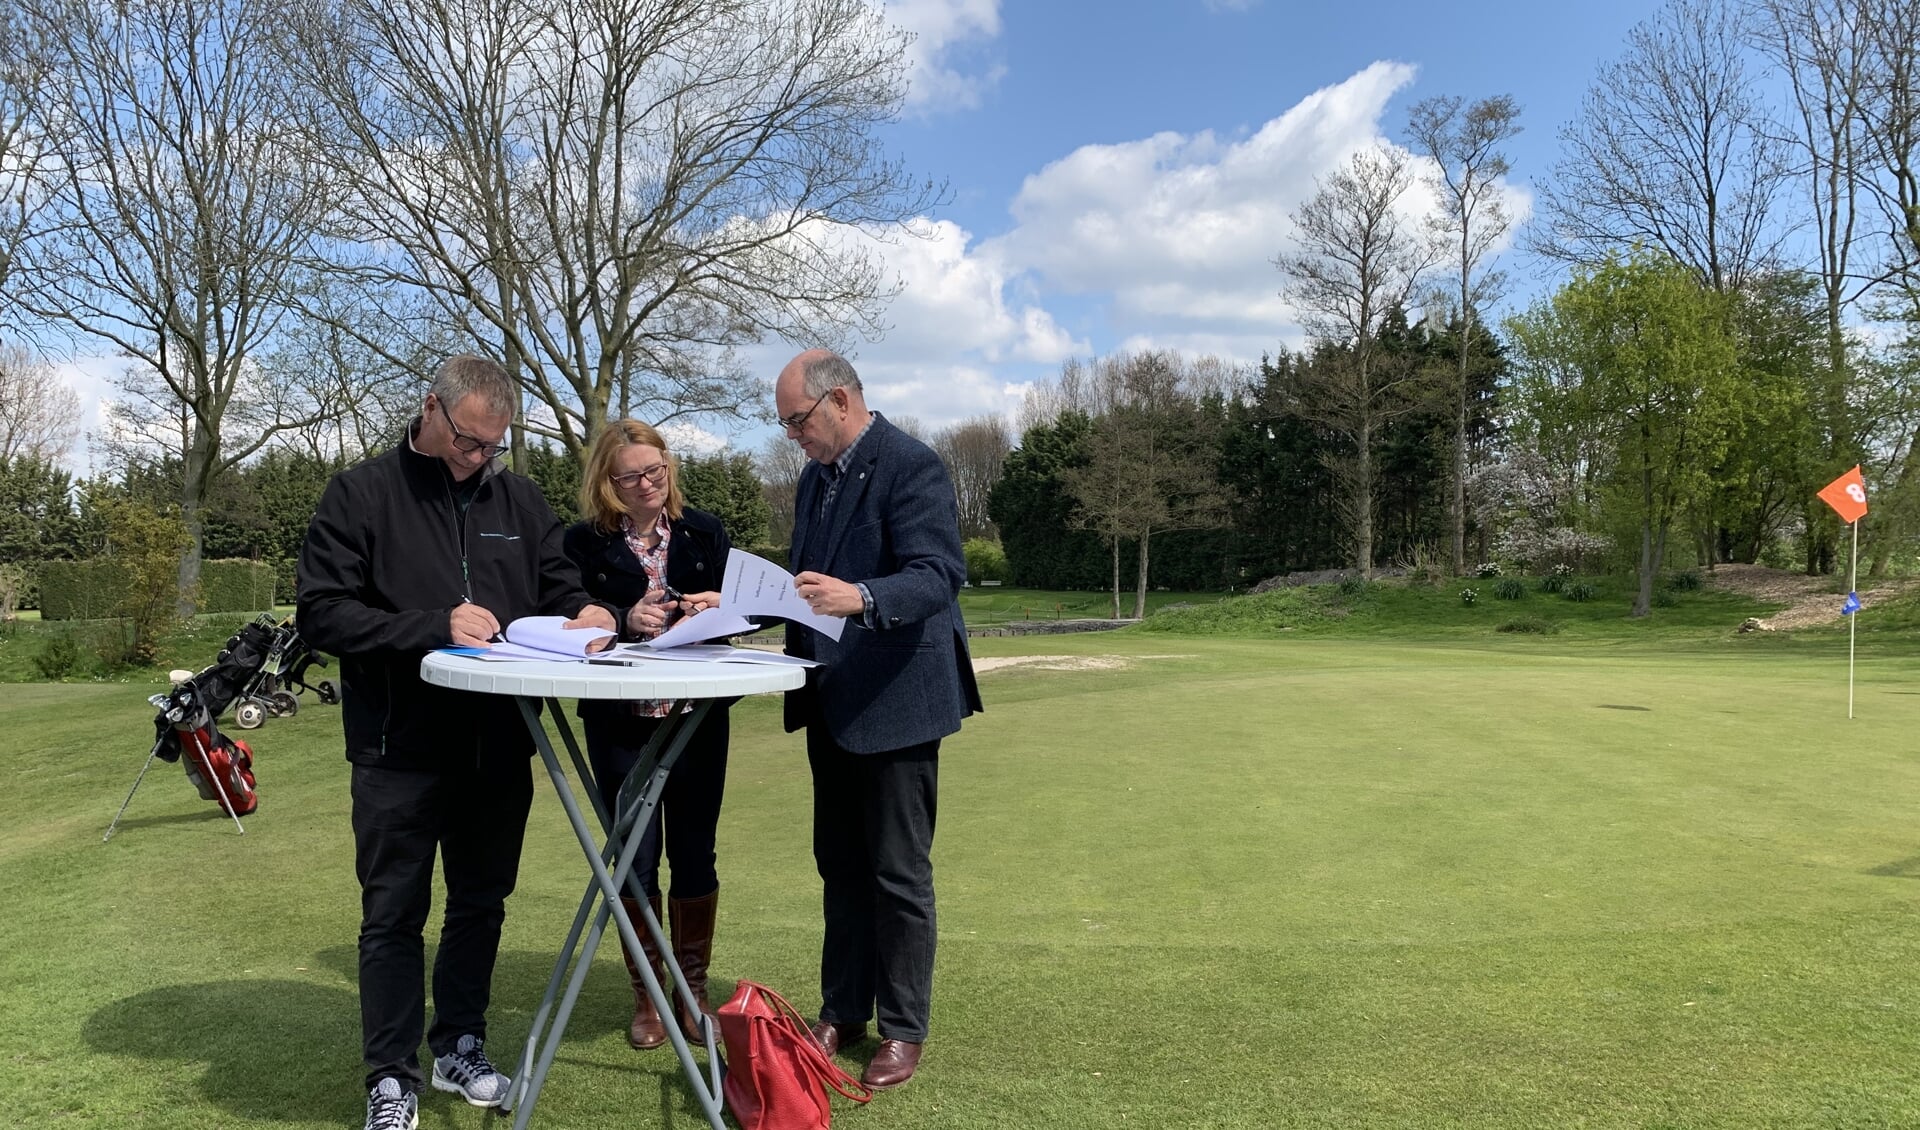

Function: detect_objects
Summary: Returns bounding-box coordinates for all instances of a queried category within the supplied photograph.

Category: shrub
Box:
[962,538,1008,585]
[1566,582,1596,602]
[0,563,31,619]
[1539,572,1568,594]
[33,632,79,679]
[37,559,132,620]
[1652,588,1679,608]
[1666,570,1701,592]
[1496,615,1561,635]
[1337,576,1370,597]
[1494,578,1526,600]
[1460,587,1478,605]
[1476,562,1503,578]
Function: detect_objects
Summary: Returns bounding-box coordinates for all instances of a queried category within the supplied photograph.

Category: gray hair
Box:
[429,354,516,416]
[800,353,863,398]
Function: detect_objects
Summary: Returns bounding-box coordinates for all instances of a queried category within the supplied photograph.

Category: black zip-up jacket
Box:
[297,426,608,769]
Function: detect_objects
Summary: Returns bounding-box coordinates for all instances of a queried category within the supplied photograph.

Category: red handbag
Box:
[717,981,871,1130]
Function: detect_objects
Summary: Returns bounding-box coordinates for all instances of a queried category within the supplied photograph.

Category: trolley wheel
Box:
[270,690,299,717]
[234,701,267,730]
[316,679,339,706]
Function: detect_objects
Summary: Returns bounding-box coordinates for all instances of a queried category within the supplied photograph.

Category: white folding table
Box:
[419,651,805,1130]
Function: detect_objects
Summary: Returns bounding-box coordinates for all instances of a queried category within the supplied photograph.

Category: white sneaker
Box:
[431,1034,511,1107]
[363,1078,418,1130]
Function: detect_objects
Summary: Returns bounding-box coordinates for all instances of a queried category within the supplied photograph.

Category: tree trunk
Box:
[1110,535,1121,620]
[1632,444,1654,618]
[176,420,217,618]
[1133,529,1150,619]
[1356,416,1374,579]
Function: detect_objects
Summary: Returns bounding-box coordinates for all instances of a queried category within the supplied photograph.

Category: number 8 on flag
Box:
[1818,465,1870,524]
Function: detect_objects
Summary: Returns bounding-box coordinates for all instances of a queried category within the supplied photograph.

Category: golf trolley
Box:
[228,613,336,730]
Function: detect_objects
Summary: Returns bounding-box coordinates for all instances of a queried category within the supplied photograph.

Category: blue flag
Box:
[1842,591,1862,615]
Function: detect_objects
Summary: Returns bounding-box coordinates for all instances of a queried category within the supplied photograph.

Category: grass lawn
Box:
[6,612,1920,1127]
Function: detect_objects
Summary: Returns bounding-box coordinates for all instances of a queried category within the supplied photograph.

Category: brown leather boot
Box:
[618,895,668,1049]
[668,891,718,1041]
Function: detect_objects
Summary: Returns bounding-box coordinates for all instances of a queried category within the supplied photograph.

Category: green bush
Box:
[36,559,132,620]
[199,559,278,613]
[1338,576,1370,597]
[1476,562,1503,578]
[1566,582,1596,603]
[1494,578,1526,600]
[1652,588,1679,608]
[962,538,1009,585]
[33,632,79,678]
[1495,615,1561,635]
[275,556,300,604]
[1460,587,1478,605]
[1666,570,1702,592]
[0,563,34,616]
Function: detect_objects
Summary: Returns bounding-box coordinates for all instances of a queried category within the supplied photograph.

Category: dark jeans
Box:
[583,707,730,900]
[350,754,533,1092]
[806,728,939,1043]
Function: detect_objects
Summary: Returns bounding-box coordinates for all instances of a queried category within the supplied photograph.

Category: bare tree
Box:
[1404,94,1522,575]
[9,0,343,614]
[1062,352,1226,617]
[1275,147,1438,576]
[756,432,808,547]
[296,0,940,461]
[1534,0,1789,293]
[0,344,79,461]
[0,8,55,303]
[932,414,1012,540]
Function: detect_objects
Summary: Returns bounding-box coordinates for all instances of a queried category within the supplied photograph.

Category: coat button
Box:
[695,562,705,571]
[596,573,607,582]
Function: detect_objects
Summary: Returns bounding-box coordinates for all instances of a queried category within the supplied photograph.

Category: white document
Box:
[440,615,615,662]
[637,610,760,651]
[722,549,847,641]
[615,642,820,668]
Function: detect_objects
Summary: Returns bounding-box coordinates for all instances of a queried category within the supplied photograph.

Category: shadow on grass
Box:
[1866,856,1920,879]
[1595,704,1652,712]
[102,808,243,835]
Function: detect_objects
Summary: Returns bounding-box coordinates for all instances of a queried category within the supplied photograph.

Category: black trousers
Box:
[806,728,939,1043]
[583,707,730,900]
[350,754,533,1091]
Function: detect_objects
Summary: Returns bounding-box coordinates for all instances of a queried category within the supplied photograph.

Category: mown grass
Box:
[6,625,1920,1127]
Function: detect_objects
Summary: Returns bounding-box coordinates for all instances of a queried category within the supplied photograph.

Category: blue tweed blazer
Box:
[784,413,983,753]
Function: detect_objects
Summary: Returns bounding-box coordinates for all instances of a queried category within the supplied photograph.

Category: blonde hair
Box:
[580,419,685,532]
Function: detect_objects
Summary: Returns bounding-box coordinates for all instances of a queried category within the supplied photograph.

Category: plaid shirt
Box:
[817,412,879,626]
[622,511,677,718]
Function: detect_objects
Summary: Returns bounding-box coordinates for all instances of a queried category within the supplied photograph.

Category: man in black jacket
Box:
[298,355,617,1130]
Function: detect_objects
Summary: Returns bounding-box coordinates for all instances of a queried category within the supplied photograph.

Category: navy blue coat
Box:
[784,414,982,753]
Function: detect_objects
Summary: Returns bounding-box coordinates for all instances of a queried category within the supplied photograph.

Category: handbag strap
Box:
[740,982,874,1104]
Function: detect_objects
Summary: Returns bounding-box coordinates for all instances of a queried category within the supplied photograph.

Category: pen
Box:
[461,594,505,642]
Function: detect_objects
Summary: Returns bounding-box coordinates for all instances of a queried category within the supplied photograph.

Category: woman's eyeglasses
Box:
[609,464,669,489]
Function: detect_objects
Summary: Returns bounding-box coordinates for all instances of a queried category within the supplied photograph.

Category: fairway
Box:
[5,632,1920,1128]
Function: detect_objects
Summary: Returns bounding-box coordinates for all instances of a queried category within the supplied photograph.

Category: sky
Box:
[52,0,1672,468]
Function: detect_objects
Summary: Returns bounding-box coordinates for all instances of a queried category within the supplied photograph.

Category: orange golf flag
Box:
[1819,465,1870,524]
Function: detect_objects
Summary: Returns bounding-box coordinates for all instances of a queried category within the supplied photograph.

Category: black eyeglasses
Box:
[776,388,837,432]
[438,400,510,458]
[609,464,669,489]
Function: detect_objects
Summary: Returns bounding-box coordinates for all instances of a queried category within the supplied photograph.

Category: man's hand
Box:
[625,589,675,639]
[451,602,502,648]
[794,571,863,618]
[566,604,619,652]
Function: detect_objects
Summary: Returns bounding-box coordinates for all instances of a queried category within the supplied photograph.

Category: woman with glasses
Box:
[562,419,733,1051]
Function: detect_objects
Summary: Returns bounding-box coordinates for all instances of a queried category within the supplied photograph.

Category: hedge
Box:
[37,559,131,620]
[200,559,278,613]
[37,557,277,619]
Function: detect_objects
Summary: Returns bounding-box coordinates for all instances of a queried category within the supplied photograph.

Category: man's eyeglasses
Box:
[776,387,837,432]
[438,400,510,459]
[609,464,669,489]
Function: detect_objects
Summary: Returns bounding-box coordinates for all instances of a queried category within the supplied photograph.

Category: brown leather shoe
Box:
[860,1039,923,1090]
[618,896,667,1050]
[808,1020,867,1058]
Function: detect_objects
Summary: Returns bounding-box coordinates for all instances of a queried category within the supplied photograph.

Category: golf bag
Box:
[105,620,273,840]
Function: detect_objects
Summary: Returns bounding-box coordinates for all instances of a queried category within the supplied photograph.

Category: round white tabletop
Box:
[420,651,805,700]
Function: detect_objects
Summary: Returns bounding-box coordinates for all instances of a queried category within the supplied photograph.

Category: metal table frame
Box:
[420,652,804,1130]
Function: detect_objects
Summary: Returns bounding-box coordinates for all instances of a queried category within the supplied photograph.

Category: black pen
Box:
[461,594,505,642]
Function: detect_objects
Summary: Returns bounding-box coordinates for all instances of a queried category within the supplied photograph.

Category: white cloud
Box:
[984,61,1424,361]
[877,0,1005,112]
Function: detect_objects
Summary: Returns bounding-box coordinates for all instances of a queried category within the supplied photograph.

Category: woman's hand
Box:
[676,590,723,616]
[626,588,675,638]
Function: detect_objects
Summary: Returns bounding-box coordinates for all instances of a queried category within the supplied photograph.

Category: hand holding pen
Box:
[450,595,502,647]
[626,584,680,639]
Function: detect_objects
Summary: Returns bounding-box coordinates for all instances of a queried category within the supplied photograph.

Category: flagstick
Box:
[1849,518,1858,720]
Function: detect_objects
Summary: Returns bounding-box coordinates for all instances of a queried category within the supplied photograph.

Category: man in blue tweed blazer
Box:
[776,349,982,1091]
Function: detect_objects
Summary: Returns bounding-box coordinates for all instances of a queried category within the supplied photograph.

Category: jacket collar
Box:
[399,415,503,489]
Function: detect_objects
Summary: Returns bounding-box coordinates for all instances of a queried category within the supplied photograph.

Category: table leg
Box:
[504,696,727,1130]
